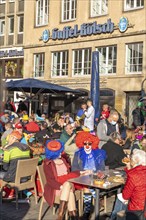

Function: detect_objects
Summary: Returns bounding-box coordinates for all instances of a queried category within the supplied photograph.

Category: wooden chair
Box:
[0,157,39,209]
[37,164,83,220]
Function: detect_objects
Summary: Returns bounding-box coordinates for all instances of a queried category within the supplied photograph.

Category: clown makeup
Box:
[84,142,92,154]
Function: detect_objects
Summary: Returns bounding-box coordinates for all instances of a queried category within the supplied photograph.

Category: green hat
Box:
[137,102,143,107]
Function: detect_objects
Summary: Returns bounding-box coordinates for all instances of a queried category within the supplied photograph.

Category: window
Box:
[18,0,24,12]
[51,51,68,77]
[0,0,6,4]
[18,15,24,33]
[96,46,117,74]
[91,0,108,17]
[9,16,14,34]
[124,0,144,10]
[62,0,77,22]
[34,53,45,77]
[36,0,49,26]
[0,19,5,35]
[4,59,23,78]
[126,43,143,73]
[72,48,92,76]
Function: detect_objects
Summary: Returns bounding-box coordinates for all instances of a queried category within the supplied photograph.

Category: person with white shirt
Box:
[84,99,95,131]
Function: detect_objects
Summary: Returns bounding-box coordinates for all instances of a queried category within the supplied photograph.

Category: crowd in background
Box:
[0,98,146,220]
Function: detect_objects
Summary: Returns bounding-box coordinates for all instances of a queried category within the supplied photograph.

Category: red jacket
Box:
[43,157,80,206]
[122,165,146,211]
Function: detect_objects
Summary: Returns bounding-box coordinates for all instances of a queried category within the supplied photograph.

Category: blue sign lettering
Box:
[40,18,129,42]
[0,49,24,58]
[118,17,128,33]
[42,30,50,42]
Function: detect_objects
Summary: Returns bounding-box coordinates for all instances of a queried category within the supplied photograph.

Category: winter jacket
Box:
[97,119,119,148]
[102,140,126,169]
[0,115,10,124]
[64,134,78,162]
[43,157,80,207]
[0,122,3,132]
[3,142,30,182]
[72,148,106,172]
[122,165,146,211]
[132,108,145,128]
[35,129,51,143]
[60,130,74,144]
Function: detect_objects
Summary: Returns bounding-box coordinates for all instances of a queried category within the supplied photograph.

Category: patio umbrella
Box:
[6,78,83,115]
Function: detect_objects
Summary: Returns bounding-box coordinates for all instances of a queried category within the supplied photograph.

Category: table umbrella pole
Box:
[29,87,32,116]
[29,100,32,116]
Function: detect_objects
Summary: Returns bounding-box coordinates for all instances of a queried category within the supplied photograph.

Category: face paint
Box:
[84,142,92,154]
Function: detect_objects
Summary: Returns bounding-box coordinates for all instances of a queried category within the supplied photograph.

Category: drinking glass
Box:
[105,166,109,176]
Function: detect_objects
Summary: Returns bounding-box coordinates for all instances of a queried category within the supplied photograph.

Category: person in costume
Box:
[43,139,88,220]
[72,131,106,172]
[72,131,107,219]
[84,99,95,131]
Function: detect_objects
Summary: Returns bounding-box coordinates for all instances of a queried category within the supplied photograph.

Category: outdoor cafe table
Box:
[69,174,124,220]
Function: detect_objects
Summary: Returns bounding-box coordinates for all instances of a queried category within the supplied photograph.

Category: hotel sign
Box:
[40,17,129,43]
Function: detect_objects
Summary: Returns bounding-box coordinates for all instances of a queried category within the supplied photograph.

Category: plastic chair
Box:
[0,157,39,209]
[37,164,83,220]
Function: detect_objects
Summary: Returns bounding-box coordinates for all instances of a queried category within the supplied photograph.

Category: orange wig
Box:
[75,131,99,150]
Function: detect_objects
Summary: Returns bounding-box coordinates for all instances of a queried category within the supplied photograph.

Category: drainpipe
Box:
[141,78,146,99]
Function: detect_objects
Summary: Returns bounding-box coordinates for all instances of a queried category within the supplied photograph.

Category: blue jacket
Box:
[0,122,3,132]
[72,148,106,172]
[76,109,84,117]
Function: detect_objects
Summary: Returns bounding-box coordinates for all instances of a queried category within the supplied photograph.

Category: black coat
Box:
[35,129,51,143]
[132,108,144,128]
[102,140,126,169]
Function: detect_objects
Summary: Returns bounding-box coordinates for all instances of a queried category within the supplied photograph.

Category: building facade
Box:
[0,0,25,112]
[1,0,146,125]
[0,0,24,79]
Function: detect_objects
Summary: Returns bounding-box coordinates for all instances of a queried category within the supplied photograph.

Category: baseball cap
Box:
[15,123,23,129]
[22,114,29,121]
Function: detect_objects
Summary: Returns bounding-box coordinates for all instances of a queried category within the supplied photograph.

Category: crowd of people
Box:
[0,98,146,220]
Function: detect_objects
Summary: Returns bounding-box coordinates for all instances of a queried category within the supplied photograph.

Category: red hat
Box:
[46,140,62,152]
[24,121,40,133]
[11,131,22,140]
[15,123,23,129]
[75,131,99,150]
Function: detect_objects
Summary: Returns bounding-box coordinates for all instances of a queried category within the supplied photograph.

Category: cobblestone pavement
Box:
[0,195,115,220]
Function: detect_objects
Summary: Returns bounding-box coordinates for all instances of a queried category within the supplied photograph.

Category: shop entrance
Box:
[126,92,141,127]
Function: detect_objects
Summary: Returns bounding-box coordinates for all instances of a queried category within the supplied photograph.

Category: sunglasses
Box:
[84,142,92,146]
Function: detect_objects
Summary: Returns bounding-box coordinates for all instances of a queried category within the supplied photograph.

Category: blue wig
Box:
[45,140,64,160]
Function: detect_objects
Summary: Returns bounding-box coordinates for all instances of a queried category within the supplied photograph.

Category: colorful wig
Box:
[45,140,64,160]
[75,131,99,149]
